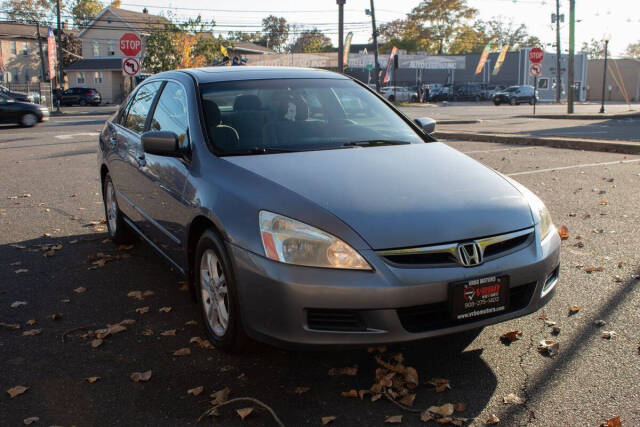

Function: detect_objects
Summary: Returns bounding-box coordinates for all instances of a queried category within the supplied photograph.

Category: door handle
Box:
[108,136,118,148]
[137,155,146,167]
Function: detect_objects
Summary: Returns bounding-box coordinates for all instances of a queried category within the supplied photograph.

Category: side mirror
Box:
[414,117,436,134]
[141,131,181,156]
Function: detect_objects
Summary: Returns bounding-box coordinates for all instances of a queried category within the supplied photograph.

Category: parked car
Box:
[0,84,33,103]
[429,85,453,102]
[60,87,102,106]
[99,67,560,351]
[380,86,419,102]
[485,85,506,99]
[0,94,49,126]
[493,85,537,105]
[453,83,487,101]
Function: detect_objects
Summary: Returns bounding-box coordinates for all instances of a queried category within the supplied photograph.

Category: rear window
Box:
[200,78,423,155]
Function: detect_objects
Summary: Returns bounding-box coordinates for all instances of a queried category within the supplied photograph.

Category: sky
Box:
[118,0,640,56]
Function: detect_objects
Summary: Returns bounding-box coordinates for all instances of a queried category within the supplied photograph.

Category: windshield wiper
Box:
[341,140,412,148]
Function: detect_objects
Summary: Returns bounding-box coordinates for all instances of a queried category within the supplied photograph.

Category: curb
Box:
[517,112,640,120]
[51,110,116,117]
[433,131,640,155]
[436,119,482,125]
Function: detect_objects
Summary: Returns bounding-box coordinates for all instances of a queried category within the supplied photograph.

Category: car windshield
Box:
[199,78,423,155]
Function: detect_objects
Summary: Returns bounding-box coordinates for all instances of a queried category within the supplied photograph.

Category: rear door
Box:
[108,81,162,224]
[0,95,15,123]
[133,80,192,262]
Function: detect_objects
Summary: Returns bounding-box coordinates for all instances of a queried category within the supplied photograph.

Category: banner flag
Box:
[383,46,398,84]
[492,44,509,76]
[474,41,493,75]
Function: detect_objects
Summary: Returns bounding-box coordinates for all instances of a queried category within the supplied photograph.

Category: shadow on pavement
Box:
[521,118,640,142]
[0,233,497,426]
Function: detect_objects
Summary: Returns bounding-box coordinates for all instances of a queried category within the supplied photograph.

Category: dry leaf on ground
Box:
[427,377,451,392]
[612,275,623,282]
[585,266,605,273]
[385,415,402,423]
[293,386,310,395]
[173,348,191,356]
[500,330,523,343]
[236,407,253,421]
[398,393,416,407]
[7,386,28,398]
[328,365,358,376]
[185,320,197,326]
[568,305,581,315]
[486,414,500,424]
[160,329,176,336]
[23,416,39,425]
[22,329,42,336]
[594,320,606,327]
[159,307,172,313]
[428,403,454,417]
[454,402,467,412]
[130,370,152,382]
[1,322,20,330]
[48,313,62,320]
[538,339,559,356]
[10,301,27,308]
[503,393,525,404]
[127,291,143,300]
[600,416,622,427]
[601,331,617,339]
[135,306,149,314]
[91,339,103,348]
[557,225,570,240]
[189,336,214,349]
[87,376,102,383]
[341,389,358,398]
[187,386,204,396]
[73,287,86,293]
[321,416,337,425]
[211,387,230,405]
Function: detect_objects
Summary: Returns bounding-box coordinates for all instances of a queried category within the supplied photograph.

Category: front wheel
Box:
[20,113,38,127]
[103,174,133,244]
[196,230,247,352]
[79,99,87,106]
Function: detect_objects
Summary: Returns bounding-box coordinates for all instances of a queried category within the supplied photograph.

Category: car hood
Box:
[224,143,534,249]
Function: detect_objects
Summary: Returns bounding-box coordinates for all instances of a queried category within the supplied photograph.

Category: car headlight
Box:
[506,178,554,240]
[259,211,371,270]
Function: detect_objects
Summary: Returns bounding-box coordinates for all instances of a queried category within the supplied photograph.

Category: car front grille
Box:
[377,228,534,267]
[397,282,537,333]
[306,309,366,332]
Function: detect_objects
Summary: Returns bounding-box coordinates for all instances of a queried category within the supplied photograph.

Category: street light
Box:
[599,33,611,114]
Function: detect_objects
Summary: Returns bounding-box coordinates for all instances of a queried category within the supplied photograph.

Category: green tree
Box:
[625,41,640,58]
[227,31,262,43]
[70,0,103,28]
[143,22,182,73]
[581,38,605,59]
[407,0,478,54]
[289,29,333,53]
[2,0,57,22]
[475,17,540,48]
[261,15,289,52]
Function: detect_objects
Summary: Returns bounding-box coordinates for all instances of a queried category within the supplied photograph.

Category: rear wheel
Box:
[20,113,38,127]
[79,98,87,106]
[103,174,133,244]
[494,100,501,106]
[196,230,247,352]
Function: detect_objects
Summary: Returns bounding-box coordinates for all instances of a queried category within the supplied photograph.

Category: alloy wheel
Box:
[22,113,37,127]
[105,181,118,235]
[200,249,230,337]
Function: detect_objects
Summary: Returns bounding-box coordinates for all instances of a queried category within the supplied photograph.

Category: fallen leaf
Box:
[120,319,136,326]
[568,305,581,315]
[142,290,154,297]
[585,266,605,273]
[612,275,623,283]
[189,336,214,349]
[420,411,433,422]
[159,306,172,313]
[130,370,152,382]
[427,378,451,392]
[185,320,197,326]
[293,386,310,395]
[91,339,103,348]
[23,416,39,425]
[159,329,176,337]
[118,244,134,251]
[594,320,606,327]
[48,313,62,321]
[321,416,337,425]
[341,389,358,398]
[328,365,358,376]
[454,402,467,412]
[22,329,42,336]
[404,366,419,388]
[135,306,149,314]
[73,287,86,294]
[127,291,143,300]
[551,326,561,335]
[86,376,102,383]
[187,386,204,396]
[503,393,525,404]
[428,403,454,417]
[538,312,548,320]
[384,415,402,424]
[544,320,557,326]
[172,347,191,356]
[600,416,622,427]
[486,414,500,425]
[236,407,253,421]
[0,322,20,330]
[14,269,28,274]
[557,225,570,240]
[538,339,559,356]
[141,329,153,336]
[211,387,230,404]
[601,331,617,339]
[398,393,416,407]
[10,301,27,308]
[599,199,608,205]
[7,385,28,398]
[500,330,523,343]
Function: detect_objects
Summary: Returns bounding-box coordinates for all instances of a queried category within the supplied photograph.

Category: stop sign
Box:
[528,47,544,63]
[119,33,142,57]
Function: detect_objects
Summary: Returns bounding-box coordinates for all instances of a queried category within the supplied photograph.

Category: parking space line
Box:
[508,158,640,176]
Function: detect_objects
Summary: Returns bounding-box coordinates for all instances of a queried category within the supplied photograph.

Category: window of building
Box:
[124,82,162,133]
[77,72,86,84]
[537,78,549,89]
[94,71,103,84]
[149,82,190,148]
[10,41,16,54]
[93,42,99,57]
[108,41,115,56]
[22,42,29,56]
[24,69,29,82]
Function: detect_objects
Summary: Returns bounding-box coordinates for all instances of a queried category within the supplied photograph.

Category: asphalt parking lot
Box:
[1,113,639,426]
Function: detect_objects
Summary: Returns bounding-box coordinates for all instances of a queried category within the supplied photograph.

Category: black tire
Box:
[20,113,38,127]
[79,98,87,106]
[102,173,133,244]
[195,229,247,352]
[388,95,395,102]
[529,97,534,105]
[494,100,501,106]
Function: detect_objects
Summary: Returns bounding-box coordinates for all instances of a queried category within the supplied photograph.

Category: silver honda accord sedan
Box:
[98,66,560,351]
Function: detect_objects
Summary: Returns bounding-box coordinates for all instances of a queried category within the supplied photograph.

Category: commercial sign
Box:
[47,27,57,80]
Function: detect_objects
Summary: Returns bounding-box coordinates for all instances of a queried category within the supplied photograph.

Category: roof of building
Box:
[65,58,122,71]
[77,7,168,38]
[226,41,275,54]
[0,21,52,39]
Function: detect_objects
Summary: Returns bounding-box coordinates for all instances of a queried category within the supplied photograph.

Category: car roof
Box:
[168,66,349,83]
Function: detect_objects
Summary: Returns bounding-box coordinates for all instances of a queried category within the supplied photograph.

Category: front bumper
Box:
[230,227,560,348]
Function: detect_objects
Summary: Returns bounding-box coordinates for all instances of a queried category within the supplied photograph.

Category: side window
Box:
[148,82,189,148]
[124,82,161,133]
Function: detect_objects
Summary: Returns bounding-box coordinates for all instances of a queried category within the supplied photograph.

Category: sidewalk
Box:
[51,105,118,117]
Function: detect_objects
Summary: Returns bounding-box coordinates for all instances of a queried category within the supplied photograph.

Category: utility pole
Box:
[368,0,381,91]
[567,0,575,113]
[599,36,610,114]
[337,0,345,73]
[55,0,63,93]
[555,0,562,103]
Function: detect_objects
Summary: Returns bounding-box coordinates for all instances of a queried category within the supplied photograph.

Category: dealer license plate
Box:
[450,275,509,320]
